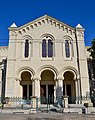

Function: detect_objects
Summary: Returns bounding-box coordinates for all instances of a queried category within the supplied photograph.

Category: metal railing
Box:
[0,95,95,110]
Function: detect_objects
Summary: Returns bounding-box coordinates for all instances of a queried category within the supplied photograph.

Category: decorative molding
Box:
[57,77,64,81]
[33,77,41,81]
[10,31,17,36]
[9,15,75,35]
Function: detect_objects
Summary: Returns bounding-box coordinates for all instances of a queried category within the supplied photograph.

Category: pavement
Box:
[0,113,95,120]
[0,105,95,120]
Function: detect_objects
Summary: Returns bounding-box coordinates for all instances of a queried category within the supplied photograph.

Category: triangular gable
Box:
[17,15,74,29]
[9,15,75,35]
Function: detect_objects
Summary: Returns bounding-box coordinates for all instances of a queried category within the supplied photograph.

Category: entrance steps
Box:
[64,104,85,114]
[86,107,95,114]
[38,104,85,114]
[39,104,94,114]
[68,104,85,108]
[64,107,95,114]
[64,104,95,114]
[38,104,63,113]
[1,103,95,114]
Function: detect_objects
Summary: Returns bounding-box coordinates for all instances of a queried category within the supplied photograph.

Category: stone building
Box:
[0,15,91,105]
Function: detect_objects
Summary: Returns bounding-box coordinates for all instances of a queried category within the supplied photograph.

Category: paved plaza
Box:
[0,113,95,120]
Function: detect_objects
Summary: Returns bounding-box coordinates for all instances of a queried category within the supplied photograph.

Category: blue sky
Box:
[0,0,95,46]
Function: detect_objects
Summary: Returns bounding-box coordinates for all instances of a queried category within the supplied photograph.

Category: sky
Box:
[0,0,95,46]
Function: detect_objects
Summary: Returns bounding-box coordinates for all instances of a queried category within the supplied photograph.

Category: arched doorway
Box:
[63,71,76,104]
[40,70,55,104]
[20,71,32,100]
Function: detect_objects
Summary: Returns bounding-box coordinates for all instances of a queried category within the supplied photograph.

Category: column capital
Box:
[33,77,41,81]
[57,77,64,81]
[15,77,21,81]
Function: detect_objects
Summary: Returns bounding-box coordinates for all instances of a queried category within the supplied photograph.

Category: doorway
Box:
[21,71,32,100]
[40,84,54,104]
[63,84,71,96]
[23,85,32,99]
[40,85,46,104]
[40,70,55,104]
[48,85,54,104]
[63,71,76,104]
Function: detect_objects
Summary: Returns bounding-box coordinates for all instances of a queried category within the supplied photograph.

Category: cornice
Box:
[8,15,75,36]
[17,15,75,30]
[0,46,8,51]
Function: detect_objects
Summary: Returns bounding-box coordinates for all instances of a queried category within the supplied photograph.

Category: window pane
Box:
[48,39,53,57]
[65,40,70,58]
[42,39,47,57]
[24,40,29,57]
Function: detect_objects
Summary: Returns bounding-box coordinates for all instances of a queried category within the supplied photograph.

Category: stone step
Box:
[68,104,85,108]
[64,108,82,114]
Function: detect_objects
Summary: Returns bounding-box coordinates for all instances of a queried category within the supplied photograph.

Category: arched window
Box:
[65,40,70,58]
[48,39,53,57]
[24,39,29,57]
[42,36,53,57]
[42,39,46,57]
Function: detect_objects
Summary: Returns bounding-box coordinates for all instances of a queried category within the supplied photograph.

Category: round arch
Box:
[16,66,35,80]
[40,33,55,41]
[22,35,33,42]
[62,35,73,41]
[62,67,78,104]
[37,65,58,80]
[59,66,79,80]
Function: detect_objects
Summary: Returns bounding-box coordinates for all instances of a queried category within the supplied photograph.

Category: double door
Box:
[23,85,32,100]
[40,84,54,104]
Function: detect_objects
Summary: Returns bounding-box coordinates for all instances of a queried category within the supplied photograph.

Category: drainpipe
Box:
[75,29,82,104]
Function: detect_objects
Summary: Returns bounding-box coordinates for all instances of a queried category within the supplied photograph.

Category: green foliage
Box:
[87,38,95,59]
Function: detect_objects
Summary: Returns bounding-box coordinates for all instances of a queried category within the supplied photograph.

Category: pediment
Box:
[9,15,75,35]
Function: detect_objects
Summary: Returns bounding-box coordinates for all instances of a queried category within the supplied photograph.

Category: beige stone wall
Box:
[0,46,8,62]
[0,47,8,97]
[0,15,91,104]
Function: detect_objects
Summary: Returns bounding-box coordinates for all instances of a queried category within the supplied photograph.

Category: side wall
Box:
[0,47,8,97]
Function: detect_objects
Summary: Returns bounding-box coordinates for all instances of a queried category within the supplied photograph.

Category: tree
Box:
[88,38,95,106]
[87,38,95,59]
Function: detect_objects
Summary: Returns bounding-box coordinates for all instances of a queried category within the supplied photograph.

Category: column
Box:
[46,84,48,99]
[78,79,81,104]
[56,79,63,98]
[75,79,81,104]
[27,85,29,100]
[34,79,40,98]
[32,80,35,96]
[32,78,40,98]
[32,78,40,106]
[65,84,67,95]
[54,85,56,103]
[75,80,78,104]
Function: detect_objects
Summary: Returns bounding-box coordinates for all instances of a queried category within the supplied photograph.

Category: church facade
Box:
[0,15,90,104]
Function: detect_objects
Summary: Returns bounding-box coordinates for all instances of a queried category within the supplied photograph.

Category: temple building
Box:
[0,15,91,105]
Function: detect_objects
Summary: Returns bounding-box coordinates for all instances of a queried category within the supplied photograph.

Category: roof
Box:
[9,15,76,31]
